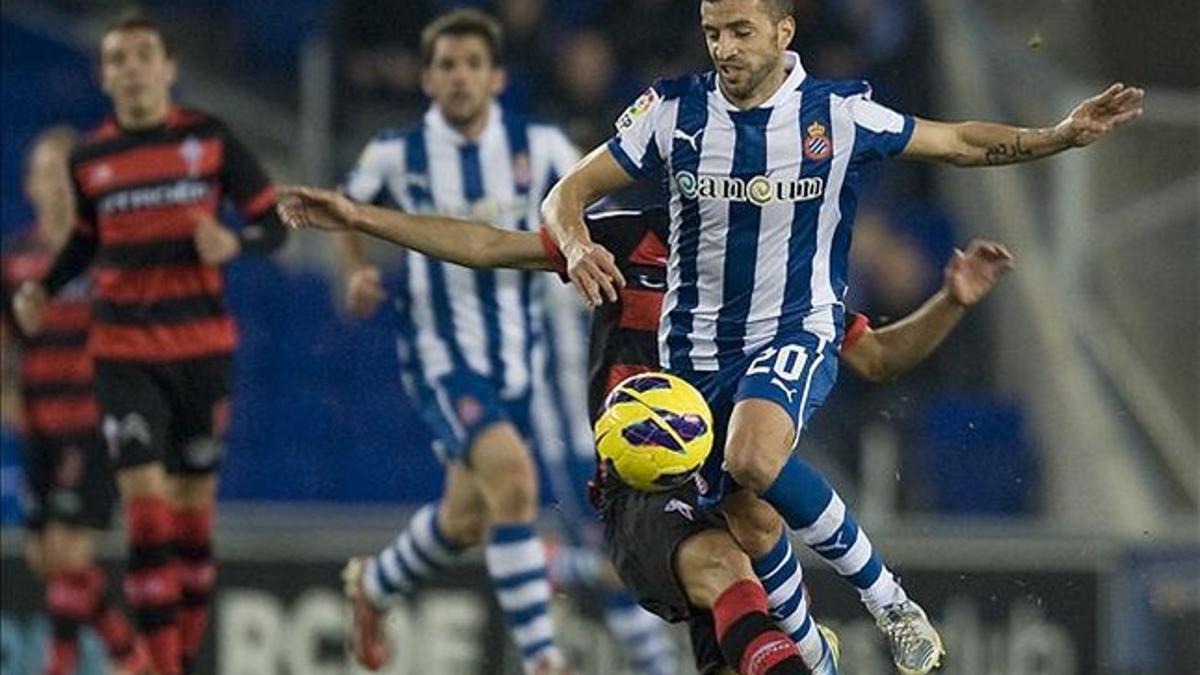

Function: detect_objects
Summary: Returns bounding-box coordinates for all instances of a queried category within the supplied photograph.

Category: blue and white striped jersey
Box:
[606,52,914,372]
[346,103,579,397]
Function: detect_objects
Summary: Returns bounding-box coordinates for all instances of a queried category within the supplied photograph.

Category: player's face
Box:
[100,29,176,120]
[701,0,795,103]
[422,35,504,130]
[25,140,75,239]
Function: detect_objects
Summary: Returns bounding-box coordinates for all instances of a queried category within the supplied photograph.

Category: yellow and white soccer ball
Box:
[594,372,714,492]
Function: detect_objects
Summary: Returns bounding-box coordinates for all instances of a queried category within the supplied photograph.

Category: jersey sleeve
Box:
[848,90,915,162]
[343,137,402,207]
[68,155,97,236]
[218,124,276,220]
[605,84,668,180]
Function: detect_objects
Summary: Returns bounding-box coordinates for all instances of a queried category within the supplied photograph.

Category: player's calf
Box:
[675,531,808,675]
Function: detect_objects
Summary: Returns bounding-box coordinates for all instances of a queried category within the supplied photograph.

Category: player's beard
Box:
[441,91,490,132]
[718,53,781,104]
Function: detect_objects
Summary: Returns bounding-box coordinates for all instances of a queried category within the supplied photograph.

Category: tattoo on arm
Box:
[984,133,1034,166]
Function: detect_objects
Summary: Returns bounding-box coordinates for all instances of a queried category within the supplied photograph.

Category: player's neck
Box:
[449,111,489,140]
[720,60,788,110]
[116,100,171,131]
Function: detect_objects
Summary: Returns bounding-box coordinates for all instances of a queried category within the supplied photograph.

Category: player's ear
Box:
[164,56,178,88]
[776,15,795,50]
[420,67,435,99]
[490,67,508,97]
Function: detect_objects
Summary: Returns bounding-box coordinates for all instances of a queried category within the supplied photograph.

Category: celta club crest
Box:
[179,136,204,176]
[803,120,831,162]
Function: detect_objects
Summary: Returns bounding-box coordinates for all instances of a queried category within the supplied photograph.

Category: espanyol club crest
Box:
[457,395,483,425]
[803,120,831,162]
[179,135,204,176]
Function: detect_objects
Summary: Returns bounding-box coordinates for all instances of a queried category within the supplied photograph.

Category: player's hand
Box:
[344,265,385,318]
[564,240,625,307]
[12,281,49,336]
[943,239,1014,307]
[1055,83,1144,148]
[276,185,359,232]
[192,213,242,265]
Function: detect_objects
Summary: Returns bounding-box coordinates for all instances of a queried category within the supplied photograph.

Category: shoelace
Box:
[883,610,931,665]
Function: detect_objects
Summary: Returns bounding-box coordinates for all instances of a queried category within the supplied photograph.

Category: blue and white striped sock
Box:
[751,531,828,670]
[762,456,907,618]
[487,524,563,673]
[363,502,461,607]
[603,591,677,675]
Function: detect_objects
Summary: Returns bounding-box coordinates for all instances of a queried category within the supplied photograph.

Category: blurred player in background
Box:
[1,127,152,675]
[542,0,1142,672]
[276,185,1014,674]
[11,15,287,675]
[335,10,579,674]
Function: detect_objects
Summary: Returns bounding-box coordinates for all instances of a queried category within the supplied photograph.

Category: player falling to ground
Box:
[11,15,287,675]
[334,10,580,674]
[541,1,1142,672]
[1,128,152,675]
[276,186,1013,674]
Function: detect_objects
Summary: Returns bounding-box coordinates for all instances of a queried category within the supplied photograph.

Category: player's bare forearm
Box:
[334,230,370,273]
[541,145,631,256]
[905,119,1067,167]
[864,289,966,380]
[351,203,551,271]
[905,83,1144,167]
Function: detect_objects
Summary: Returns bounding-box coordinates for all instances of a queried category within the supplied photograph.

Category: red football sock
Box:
[713,579,808,675]
[174,505,216,660]
[125,495,181,675]
[44,570,92,675]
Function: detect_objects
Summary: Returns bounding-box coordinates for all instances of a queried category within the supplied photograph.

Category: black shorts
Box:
[601,478,726,623]
[22,432,117,532]
[94,355,232,474]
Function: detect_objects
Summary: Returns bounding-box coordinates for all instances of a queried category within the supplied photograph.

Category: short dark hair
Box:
[702,0,795,22]
[102,10,171,56]
[420,9,503,67]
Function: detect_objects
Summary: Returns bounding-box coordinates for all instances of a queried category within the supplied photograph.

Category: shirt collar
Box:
[425,101,502,145]
[715,50,807,111]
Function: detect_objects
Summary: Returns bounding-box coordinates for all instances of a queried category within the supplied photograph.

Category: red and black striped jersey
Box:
[66,106,276,362]
[540,208,871,421]
[1,229,97,439]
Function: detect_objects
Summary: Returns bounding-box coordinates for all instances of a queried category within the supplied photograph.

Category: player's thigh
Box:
[721,488,786,559]
[468,421,539,517]
[601,480,725,623]
[166,355,232,476]
[170,472,218,509]
[673,528,756,609]
[95,359,171,474]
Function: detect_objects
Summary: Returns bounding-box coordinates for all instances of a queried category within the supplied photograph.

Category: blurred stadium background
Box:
[1,0,1196,673]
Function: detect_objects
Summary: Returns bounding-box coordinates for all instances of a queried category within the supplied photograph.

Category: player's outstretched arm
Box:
[902,82,1144,167]
[278,186,552,271]
[541,145,632,307]
[842,240,1014,382]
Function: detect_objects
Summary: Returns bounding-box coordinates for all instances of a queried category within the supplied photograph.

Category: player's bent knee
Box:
[42,524,94,572]
[675,530,755,609]
[439,501,489,547]
[116,462,169,500]
[723,445,787,494]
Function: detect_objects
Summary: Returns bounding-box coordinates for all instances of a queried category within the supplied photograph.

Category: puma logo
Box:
[771,377,798,403]
[814,531,849,554]
[673,128,704,152]
[664,498,695,521]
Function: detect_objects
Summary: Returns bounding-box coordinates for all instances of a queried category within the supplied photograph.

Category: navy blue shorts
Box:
[676,332,839,505]
[401,365,534,465]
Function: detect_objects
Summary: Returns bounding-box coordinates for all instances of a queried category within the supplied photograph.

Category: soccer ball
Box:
[594,372,714,492]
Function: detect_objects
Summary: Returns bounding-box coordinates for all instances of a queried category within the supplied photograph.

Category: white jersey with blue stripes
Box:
[606,52,914,372]
[345,103,579,397]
